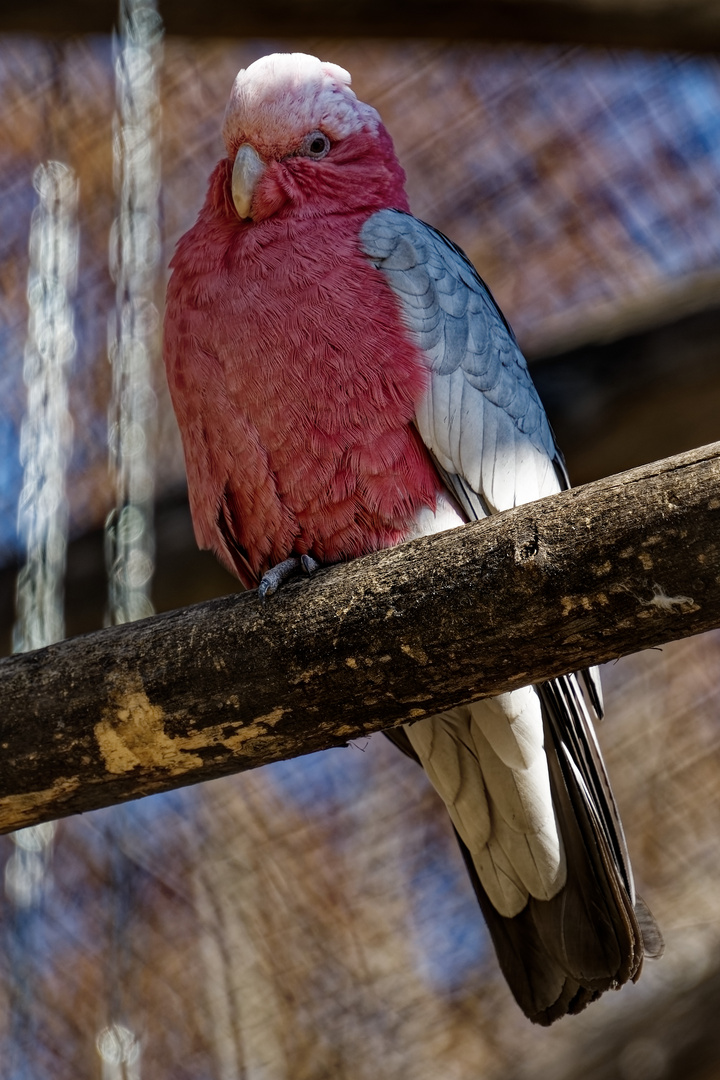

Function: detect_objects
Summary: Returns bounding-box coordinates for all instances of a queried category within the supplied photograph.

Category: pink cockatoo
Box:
[163,52,661,1024]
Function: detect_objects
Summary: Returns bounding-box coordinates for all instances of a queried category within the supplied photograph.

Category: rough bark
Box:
[1,441,720,834]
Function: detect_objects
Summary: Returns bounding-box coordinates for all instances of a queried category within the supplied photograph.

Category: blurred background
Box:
[1,3,720,1077]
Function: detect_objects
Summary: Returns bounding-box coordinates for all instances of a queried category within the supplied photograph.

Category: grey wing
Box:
[362,209,659,1024]
[360,208,565,517]
[362,209,603,717]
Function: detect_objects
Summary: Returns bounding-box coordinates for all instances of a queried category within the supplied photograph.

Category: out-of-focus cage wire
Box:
[1,32,720,1080]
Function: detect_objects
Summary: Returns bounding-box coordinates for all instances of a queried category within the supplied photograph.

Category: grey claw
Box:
[300,554,320,575]
[258,557,301,599]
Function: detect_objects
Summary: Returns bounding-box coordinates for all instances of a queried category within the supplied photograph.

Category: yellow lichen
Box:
[0,776,80,833]
[95,678,202,775]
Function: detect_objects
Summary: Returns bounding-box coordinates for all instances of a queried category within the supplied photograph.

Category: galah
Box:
[163,52,661,1024]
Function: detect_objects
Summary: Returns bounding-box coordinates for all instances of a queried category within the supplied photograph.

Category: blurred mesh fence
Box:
[2,36,720,1078]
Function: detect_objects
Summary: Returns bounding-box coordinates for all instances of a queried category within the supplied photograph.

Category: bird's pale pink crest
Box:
[222,52,380,159]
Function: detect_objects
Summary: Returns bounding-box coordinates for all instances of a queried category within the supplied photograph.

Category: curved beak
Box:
[231,143,266,220]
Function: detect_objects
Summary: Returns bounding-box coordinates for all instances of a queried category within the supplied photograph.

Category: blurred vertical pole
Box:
[14,162,77,654]
[193,792,292,1080]
[105,0,162,626]
[96,1024,142,1080]
[100,0,163,1074]
[6,160,78,1078]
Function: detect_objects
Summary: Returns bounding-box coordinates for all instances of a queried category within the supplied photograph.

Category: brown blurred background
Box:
[1,6,720,1078]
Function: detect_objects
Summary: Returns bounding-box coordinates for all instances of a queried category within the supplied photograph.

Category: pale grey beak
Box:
[231,143,266,220]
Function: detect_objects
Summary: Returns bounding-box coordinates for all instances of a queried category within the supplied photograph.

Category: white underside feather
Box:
[404,698,566,917]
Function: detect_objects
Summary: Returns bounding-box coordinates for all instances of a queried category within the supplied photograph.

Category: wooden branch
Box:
[2,441,720,834]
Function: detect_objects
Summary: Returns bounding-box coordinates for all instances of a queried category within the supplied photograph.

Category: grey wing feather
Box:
[361,209,562,514]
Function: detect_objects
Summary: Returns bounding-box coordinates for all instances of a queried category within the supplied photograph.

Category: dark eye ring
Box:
[300,131,331,159]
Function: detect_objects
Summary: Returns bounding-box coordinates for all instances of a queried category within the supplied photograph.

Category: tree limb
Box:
[2,441,720,833]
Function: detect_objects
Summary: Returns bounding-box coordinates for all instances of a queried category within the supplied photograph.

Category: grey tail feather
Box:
[581,666,605,719]
[538,675,634,899]
[634,894,665,960]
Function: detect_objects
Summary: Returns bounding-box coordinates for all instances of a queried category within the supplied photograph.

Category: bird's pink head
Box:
[219,52,409,223]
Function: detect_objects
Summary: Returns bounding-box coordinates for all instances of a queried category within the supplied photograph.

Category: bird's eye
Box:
[299,131,331,159]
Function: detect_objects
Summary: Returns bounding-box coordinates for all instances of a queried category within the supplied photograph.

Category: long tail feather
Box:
[386,673,662,1024]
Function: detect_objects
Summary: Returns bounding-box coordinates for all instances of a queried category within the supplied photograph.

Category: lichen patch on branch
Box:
[0,776,81,832]
[95,678,203,775]
[176,706,290,758]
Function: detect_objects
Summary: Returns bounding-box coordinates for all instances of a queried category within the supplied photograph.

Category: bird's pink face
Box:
[220,52,408,223]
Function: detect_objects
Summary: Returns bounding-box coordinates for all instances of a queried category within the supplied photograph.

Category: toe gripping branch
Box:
[258,554,321,598]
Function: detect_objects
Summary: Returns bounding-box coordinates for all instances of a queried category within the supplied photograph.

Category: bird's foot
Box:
[258,557,300,598]
[300,554,320,575]
[258,554,321,599]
